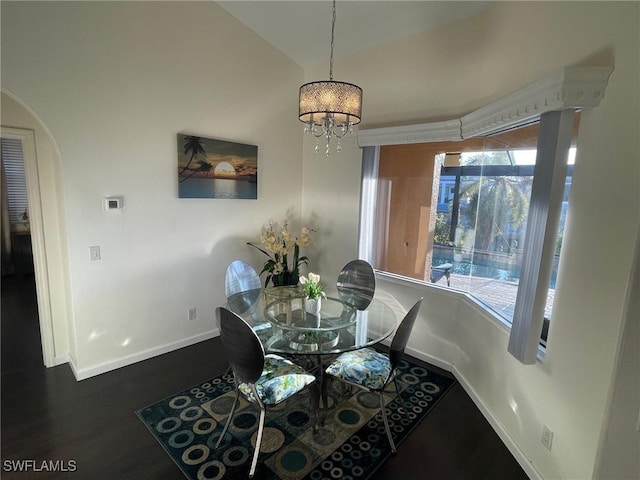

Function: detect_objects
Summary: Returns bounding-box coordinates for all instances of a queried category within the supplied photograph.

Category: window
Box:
[433,146,575,325]
[1,138,29,226]
[356,67,611,364]
[359,111,578,363]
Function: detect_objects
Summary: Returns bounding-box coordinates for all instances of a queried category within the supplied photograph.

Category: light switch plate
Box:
[89,246,101,261]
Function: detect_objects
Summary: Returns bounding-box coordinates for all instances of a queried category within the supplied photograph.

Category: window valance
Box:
[357,66,612,146]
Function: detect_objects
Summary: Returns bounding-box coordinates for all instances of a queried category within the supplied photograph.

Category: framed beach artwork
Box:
[177,134,258,199]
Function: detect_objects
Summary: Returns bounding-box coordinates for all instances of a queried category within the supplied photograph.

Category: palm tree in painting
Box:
[179,159,213,183]
[179,135,207,182]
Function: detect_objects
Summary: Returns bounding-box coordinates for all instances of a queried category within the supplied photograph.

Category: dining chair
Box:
[215,307,320,478]
[224,260,261,314]
[323,297,423,453]
[336,259,376,310]
[225,260,261,296]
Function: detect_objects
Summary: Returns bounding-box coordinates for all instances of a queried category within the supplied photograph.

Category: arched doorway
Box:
[1,91,71,368]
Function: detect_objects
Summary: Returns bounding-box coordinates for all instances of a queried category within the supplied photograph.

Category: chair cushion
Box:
[325,348,392,390]
[239,354,315,405]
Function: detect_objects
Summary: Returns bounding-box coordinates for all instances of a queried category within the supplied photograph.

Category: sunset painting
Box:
[177,134,258,199]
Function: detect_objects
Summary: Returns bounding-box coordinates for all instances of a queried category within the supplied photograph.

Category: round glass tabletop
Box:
[226,287,399,356]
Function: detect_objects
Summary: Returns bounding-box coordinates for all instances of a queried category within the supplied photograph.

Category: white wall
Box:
[1,1,304,378]
[595,230,640,480]
[302,2,639,479]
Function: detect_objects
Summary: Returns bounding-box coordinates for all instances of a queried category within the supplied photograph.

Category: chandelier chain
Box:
[329,0,336,81]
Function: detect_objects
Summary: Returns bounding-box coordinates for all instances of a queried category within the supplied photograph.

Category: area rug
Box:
[136,357,455,479]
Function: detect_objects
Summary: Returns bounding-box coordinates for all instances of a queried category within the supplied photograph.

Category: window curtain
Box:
[358,146,380,263]
[508,109,575,363]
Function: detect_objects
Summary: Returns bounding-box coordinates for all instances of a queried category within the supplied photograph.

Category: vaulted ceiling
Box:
[218,1,496,68]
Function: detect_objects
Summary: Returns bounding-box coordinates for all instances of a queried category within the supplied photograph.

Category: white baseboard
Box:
[53,354,68,366]
[395,342,542,480]
[452,365,543,480]
[403,344,455,373]
[71,329,219,381]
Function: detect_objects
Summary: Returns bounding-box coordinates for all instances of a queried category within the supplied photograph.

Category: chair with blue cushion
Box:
[336,259,376,310]
[215,307,319,478]
[323,297,423,453]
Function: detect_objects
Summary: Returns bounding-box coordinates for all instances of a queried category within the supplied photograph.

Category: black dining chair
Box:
[323,297,423,453]
[336,259,376,310]
[224,260,261,314]
[215,307,320,478]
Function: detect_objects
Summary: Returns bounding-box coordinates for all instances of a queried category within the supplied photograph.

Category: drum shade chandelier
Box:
[299,0,362,155]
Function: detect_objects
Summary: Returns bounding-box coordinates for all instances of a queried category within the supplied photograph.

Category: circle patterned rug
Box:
[137,357,455,479]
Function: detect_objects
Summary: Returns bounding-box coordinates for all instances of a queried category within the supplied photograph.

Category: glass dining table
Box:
[225,286,400,358]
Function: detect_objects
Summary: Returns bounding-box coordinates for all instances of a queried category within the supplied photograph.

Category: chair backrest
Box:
[216,307,265,385]
[225,260,261,297]
[336,260,376,310]
[389,297,423,369]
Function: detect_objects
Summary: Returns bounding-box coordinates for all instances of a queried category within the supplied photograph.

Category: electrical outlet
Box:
[188,307,196,321]
[541,425,554,451]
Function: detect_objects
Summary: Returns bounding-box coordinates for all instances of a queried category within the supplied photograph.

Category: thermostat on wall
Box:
[103,196,123,210]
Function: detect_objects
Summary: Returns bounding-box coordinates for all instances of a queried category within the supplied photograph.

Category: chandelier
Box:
[298,0,362,155]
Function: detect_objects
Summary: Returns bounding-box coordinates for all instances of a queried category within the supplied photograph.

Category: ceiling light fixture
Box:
[298,0,362,155]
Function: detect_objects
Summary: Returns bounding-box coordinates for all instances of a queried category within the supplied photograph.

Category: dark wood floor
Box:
[1,274,528,479]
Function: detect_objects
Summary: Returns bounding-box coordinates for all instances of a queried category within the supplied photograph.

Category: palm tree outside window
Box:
[433,147,574,325]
